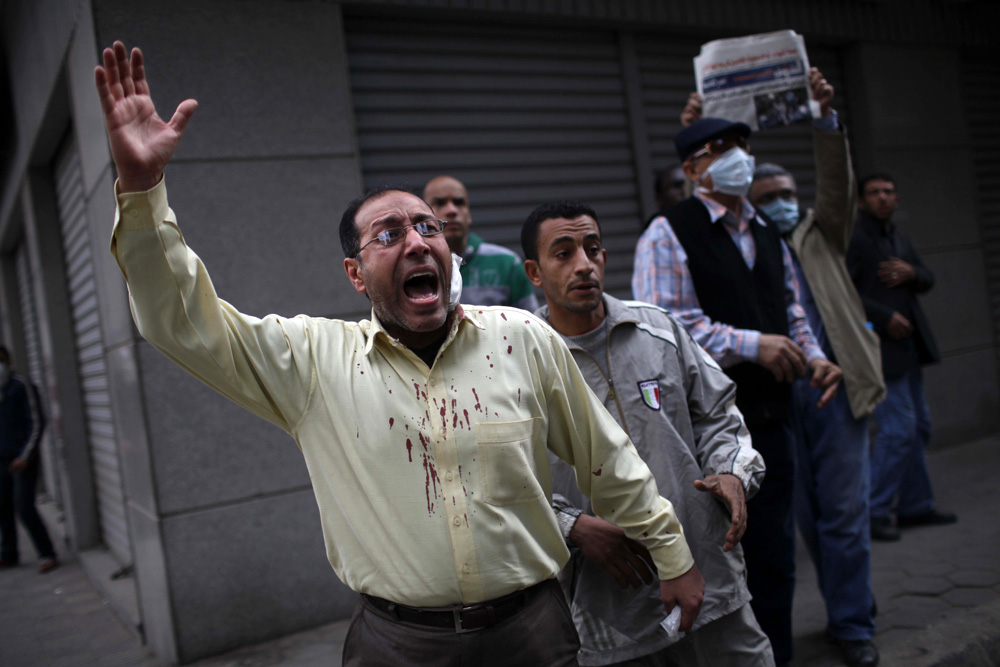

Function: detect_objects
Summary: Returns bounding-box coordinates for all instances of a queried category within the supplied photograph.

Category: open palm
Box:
[95,41,197,192]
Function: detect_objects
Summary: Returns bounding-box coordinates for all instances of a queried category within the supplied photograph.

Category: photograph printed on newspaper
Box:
[694,30,822,131]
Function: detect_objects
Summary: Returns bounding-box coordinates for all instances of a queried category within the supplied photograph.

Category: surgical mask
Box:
[449,253,463,310]
[704,147,755,196]
[759,198,800,234]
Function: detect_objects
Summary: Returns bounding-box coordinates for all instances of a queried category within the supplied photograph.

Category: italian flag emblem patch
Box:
[638,380,661,411]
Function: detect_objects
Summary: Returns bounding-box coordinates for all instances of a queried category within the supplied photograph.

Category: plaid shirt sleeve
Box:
[632,216,761,367]
[781,240,826,363]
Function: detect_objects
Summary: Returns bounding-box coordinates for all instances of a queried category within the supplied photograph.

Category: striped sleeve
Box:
[15,375,45,460]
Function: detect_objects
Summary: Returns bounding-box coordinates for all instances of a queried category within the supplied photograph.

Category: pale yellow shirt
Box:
[109,179,694,607]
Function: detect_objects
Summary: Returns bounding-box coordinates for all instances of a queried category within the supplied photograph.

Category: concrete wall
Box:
[845,43,1000,446]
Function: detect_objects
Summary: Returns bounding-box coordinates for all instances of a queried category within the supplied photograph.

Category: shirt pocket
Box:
[475,418,544,507]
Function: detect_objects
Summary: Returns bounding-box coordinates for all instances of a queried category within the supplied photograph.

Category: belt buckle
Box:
[453,606,477,634]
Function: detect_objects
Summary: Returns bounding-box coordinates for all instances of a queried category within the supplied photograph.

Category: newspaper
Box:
[693,30,820,131]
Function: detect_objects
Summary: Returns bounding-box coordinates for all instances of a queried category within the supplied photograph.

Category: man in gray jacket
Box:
[522,201,773,666]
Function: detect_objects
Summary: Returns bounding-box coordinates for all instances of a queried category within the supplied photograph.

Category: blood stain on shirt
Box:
[389,418,394,430]
[507,346,512,354]
[501,313,507,321]
[593,468,603,476]
[472,388,481,412]
[406,439,413,462]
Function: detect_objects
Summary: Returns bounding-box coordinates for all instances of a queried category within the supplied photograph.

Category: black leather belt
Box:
[362,580,550,633]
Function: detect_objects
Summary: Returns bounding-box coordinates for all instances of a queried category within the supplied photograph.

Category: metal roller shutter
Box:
[345,16,850,306]
[15,245,61,509]
[53,139,131,566]
[964,55,1000,347]
[636,35,850,212]
[345,16,642,301]
[15,247,44,390]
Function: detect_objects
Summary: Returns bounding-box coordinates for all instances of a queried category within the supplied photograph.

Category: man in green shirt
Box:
[424,176,539,310]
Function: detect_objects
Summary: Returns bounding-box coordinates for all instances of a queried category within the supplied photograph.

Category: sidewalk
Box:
[1,436,998,666]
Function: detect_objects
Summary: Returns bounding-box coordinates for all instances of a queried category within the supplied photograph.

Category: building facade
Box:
[1,0,997,662]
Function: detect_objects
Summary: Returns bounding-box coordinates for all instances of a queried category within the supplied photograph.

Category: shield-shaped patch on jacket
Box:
[637,380,661,410]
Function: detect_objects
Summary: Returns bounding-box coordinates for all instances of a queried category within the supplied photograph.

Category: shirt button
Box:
[453,516,462,527]
[429,376,437,386]
[446,471,454,481]
[462,564,471,574]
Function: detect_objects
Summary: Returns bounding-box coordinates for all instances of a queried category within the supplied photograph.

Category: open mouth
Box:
[403,271,440,303]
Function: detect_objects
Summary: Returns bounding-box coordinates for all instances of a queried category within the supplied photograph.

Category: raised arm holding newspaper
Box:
[96,41,703,666]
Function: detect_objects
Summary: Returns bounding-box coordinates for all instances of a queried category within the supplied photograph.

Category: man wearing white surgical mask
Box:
[746,67,885,667]
[632,79,841,667]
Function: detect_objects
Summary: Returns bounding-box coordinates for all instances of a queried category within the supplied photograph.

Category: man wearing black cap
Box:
[632,106,841,667]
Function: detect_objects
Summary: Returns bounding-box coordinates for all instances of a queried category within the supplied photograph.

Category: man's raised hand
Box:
[809,67,834,119]
[95,41,197,193]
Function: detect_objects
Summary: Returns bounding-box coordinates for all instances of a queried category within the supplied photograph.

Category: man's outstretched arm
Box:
[98,42,313,433]
[95,41,197,192]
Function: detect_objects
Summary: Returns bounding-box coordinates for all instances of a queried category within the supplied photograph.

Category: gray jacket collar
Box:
[534,294,640,344]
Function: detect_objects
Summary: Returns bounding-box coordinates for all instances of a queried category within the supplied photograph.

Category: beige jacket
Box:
[787,127,885,418]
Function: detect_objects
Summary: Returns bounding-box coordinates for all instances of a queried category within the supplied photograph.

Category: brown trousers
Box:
[342,580,580,667]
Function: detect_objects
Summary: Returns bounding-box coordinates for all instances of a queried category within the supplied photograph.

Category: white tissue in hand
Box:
[660,606,683,639]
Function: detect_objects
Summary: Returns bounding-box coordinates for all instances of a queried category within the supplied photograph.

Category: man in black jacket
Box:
[846,174,955,542]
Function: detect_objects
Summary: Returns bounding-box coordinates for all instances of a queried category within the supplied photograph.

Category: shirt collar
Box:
[693,189,762,227]
[534,295,638,348]
[859,211,893,237]
[461,232,484,262]
[363,304,485,357]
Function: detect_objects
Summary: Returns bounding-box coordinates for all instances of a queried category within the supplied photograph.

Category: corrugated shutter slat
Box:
[53,141,131,566]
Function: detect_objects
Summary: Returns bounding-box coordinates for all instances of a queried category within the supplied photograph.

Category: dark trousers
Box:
[791,380,874,641]
[343,579,580,667]
[0,454,56,562]
[741,419,795,665]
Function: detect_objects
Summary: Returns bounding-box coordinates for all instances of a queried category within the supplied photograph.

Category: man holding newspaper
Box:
[633,32,857,667]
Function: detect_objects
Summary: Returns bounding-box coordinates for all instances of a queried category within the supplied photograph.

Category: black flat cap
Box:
[675,117,752,161]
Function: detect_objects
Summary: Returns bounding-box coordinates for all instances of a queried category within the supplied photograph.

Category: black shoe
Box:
[897,510,957,528]
[836,639,879,667]
[870,516,900,542]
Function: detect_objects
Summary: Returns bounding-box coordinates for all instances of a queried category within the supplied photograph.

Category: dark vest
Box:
[663,196,791,425]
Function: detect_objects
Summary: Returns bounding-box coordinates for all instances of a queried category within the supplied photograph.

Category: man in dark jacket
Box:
[0,345,58,572]
[846,174,955,542]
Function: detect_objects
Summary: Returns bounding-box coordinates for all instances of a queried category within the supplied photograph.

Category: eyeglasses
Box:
[755,188,797,205]
[689,135,750,161]
[356,219,449,257]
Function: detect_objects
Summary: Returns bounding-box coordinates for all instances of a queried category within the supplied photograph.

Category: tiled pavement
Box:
[1,436,998,666]
[792,435,1000,666]
[0,550,159,666]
